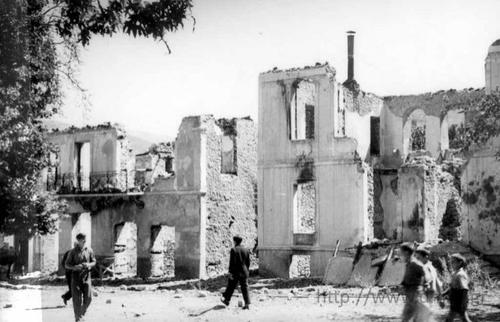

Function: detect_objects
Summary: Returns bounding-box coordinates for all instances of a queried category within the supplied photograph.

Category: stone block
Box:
[378,258,405,286]
[346,253,378,287]
[323,256,353,285]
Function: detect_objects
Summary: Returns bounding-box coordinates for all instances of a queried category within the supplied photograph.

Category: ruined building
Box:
[258,33,383,277]
[258,33,500,277]
[8,116,257,278]
[486,39,500,94]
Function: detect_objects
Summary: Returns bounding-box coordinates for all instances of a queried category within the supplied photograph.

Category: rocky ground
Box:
[1,277,500,321]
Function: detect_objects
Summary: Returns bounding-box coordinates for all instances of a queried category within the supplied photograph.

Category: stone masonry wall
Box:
[204,117,258,278]
[295,182,316,233]
[398,156,460,243]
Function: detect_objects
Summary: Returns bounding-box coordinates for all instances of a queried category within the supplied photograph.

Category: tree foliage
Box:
[0,0,193,237]
[449,92,500,154]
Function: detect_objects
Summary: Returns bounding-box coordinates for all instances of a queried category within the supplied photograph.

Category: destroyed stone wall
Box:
[117,137,135,191]
[398,156,460,243]
[204,117,258,278]
[289,255,311,278]
[366,165,375,240]
[462,150,500,256]
[295,182,316,233]
[379,89,482,167]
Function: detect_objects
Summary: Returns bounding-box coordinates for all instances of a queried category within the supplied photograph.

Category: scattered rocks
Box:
[119,285,127,290]
[261,287,269,294]
[174,294,183,299]
[106,299,112,304]
[197,291,208,298]
[3,304,12,308]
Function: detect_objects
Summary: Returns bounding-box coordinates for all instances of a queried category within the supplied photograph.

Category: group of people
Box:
[400,242,471,322]
[59,234,472,321]
[59,233,251,321]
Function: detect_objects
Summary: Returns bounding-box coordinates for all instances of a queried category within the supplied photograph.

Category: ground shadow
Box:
[187,304,226,317]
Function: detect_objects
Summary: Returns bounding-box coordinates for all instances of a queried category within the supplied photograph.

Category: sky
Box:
[56,0,500,139]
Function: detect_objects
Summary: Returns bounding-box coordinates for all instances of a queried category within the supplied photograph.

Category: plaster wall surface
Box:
[375,172,402,240]
[90,192,203,278]
[461,142,500,255]
[486,46,500,94]
[258,65,379,277]
[49,128,121,175]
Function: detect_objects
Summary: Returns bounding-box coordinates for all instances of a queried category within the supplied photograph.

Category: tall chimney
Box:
[346,30,355,81]
[343,31,359,92]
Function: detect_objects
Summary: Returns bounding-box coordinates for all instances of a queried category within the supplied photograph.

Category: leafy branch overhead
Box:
[47,0,194,52]
[0,0,194,237]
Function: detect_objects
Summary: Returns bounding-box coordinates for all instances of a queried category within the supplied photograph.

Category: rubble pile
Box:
[324,240,500,288]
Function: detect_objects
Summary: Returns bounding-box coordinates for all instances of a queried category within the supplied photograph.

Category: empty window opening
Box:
[370,117,381,155]
[448,124,465,149]
[293,182,316,234]
[335,89,346,137]
[114,222,137,276]
[150,225,175,277]
[74,142,91,191]
[165,156,174,174]
[290,81,315,140]
[221,135,237,174]
[289,255,311,278]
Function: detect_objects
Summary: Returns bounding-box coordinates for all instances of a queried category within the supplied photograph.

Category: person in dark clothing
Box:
[65,233,96,322]
[61,243,77,305]
[443,253,472,322]
[221,235,251,309]
[400,242,428,322]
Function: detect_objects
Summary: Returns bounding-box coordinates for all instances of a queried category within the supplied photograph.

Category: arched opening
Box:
[403,109,426,155]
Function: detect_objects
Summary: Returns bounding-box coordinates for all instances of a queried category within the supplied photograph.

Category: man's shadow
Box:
[188,304,226,317]
[26,305,66,310]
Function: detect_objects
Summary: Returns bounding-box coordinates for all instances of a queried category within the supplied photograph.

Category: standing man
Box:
[61,242,77,305]
[444,254,472,322]
[400,242,427,322]
[65,233,96,322]
[221,235,251,309]
[415,245,442,304]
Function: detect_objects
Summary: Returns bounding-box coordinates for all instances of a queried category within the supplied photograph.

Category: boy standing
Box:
[444,253,472,322]
[221,235,251,309]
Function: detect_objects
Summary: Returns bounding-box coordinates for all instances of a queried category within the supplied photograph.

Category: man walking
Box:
[400,242,427,322]
[221,235,251,309]
[61,242,77,305]
[415,245,442,304]
[65,233,96,322]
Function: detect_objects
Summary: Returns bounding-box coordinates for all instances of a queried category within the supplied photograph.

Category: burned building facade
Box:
[10,116,257,279]
[258,34,500,277]
[257,57,383,277]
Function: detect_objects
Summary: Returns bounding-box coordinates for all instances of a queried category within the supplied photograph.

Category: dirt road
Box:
[1,284,500,321]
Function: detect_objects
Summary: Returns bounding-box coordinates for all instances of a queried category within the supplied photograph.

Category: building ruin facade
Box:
[257,35,500,277]
[6,116,257,279]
